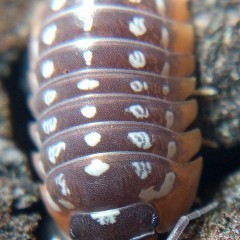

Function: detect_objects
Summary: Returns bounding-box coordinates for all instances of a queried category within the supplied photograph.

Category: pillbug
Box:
[28,0,207,239]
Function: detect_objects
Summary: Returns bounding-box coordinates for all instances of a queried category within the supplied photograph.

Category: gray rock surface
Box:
[0,0,41,239]
[191,0,240,148]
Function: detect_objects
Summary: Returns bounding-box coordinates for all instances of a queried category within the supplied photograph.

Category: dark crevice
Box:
[1,48,40,183]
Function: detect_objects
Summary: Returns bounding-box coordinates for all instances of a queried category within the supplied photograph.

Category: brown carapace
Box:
[28,0,202,239]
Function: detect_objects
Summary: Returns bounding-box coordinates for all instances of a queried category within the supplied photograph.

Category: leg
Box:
[167,202,219,240]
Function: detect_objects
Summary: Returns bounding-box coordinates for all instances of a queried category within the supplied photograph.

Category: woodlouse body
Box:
[29,0,202,239]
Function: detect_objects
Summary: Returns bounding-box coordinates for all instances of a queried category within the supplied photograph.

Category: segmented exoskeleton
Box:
[29,0,202,239]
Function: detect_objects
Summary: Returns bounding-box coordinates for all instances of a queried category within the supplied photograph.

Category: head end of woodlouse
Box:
[69,203,159,240]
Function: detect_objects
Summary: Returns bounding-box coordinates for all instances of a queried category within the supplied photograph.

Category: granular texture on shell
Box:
[28,0,202,239]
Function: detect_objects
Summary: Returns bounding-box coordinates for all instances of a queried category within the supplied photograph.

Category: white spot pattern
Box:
[75,12,93,31]
[139,172,176,202]
[75,39,94,49]
[42,117,58,134]
[84,159,110,176]
[48,142,66,164]
[84,132,101,147]
[75,0,94,31]
[37,159,46,177]
[83,50,93,66]
[165,111,174,128]
[167,141,176,159]
[31,39,39,58]
[91,209,120,225]
[128,132,152,149]
[129,51,146,68]
[58,199,75,210]
[155,0,166,16]
[125,104,149,119]
[77,79,99,90]
[50,0,66,11]
[46,190,61,212]
[161,62,170,76]
[43,89,57,106]
[130,80,148,92]
[34,131,42,148]
[129,0,142,2]
[42,24,57,45]
[55,173,71,196]
[132,161,152,179]
[81,105,97,118]
[162,85,170,96]
[161,27,169,48]
[129,17,147,36]
[41,60,54,79]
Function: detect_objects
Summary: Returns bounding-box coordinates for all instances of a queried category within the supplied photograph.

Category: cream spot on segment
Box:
[143,82,149,90]
[75,0,94,31]
[34,131,42,147]
[128,132,152,150]
[46,190,61,212]
[75,11,93,31]
[84,159,110,176]
[77,79,99,90]
[91,209,120,225]
[129,17,147,36]
[58,198,75,210]
[81,105,97,118]
[41,60,54,79]
[130,80,148,92]
[83,50,93,66]
[125,104,149,119]
[162,85,170,96]
[55,173,71,196]
[129,51,146,68]
[30,38,39,58]
[161,27,169,48]
[42,24,57,45]
[161,62,170,76]
[159,172,175,197]
[167,141,176,159]
[129,0,142,3]
[48,142,66,164]
[155,0,166,16]
[75,39,94,49]
[132,161,152,179]
[50,0,66,11]
[42,116,58,134]
[166,111,174,128]
[37,159,46,177]
[84,132,101,147]
[29,73,39,91]
[139,172,175,202]
[43,89,57,106]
